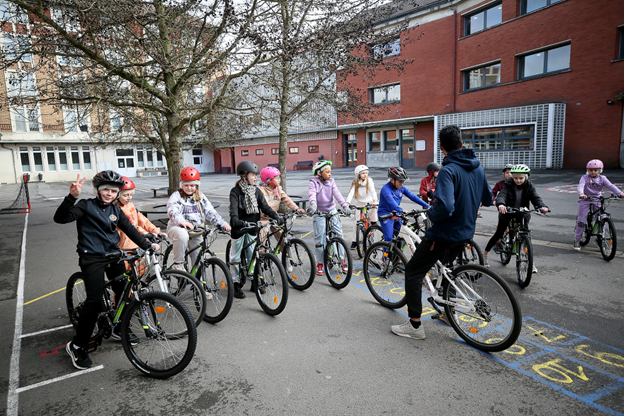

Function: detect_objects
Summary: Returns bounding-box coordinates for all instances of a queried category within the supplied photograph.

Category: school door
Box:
[345,134,357,167]
[400,129,414,169]
[116,148,136,177]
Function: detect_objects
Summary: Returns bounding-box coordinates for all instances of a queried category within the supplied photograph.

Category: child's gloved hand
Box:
[307,204,317,216]
[342,206,352,216]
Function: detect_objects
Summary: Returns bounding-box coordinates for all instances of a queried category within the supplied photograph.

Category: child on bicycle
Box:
[492,164,513,200]
[419,162,439,204]
[346,164,378,249]
[167,167,231,272]
[574,159,624,250]
[307,160,352,275]
[483,164,548,270]
[54,171,158,370]
[378,167,430,244]
[229,161,283,299]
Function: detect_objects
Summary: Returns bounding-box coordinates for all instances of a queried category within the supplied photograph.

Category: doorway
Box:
[345,133,357,167]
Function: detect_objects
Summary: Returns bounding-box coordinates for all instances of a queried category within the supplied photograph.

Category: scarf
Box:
[239,180,259,215]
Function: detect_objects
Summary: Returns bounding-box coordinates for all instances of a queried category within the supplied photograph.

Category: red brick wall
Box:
[414,121,435,167]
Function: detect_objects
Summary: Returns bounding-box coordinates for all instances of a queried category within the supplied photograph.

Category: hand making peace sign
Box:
[70,174,87,198]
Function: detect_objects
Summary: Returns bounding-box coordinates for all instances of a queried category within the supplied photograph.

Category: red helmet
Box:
[180,167,200,182]
[120,176,135,191]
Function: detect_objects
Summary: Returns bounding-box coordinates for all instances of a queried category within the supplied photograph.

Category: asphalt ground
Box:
[1,166,624,415]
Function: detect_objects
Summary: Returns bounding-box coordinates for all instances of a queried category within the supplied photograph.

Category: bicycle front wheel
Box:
[121,291,197,379]
[442,264,521,352]
[499,229,512,265]
[324,237,352,289]
[363,241,407,309]
[144,270,206,329]
[199,256,234,323]
[355,224,366,259]
[516,235,533,288]
[363,224,384,254]
[454,239,484,266]
[282,238,315,290]
[255,253,288,315]
[599,218,617,261]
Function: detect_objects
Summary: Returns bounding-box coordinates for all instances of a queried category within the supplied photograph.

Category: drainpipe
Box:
[449,7,457,113]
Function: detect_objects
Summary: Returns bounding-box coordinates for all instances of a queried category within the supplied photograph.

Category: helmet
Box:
[502,163,514,173]
[237,160,260,175]
[586,159,603,172]
[354,165,369,177]
[180,167,200,182]
[120,176,135,191]
[510,164,531,176]
[313,160,332,176]
[426,163,440,174]
[260,166,281,184]
[388,167,408,181]
[92,170,124,188]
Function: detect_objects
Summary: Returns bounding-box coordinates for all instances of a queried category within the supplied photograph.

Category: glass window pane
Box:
[47,150,57,171]
[486,5,502,28]
[33,151,43,171]
[504,138,534,150]
[385,130,397,151]
[547,44,570,72]
[83,151,91,169]
[474,140,501,150]
[126,158,134,168]
[468,67,484,89]
[116,149,133,157]
[146,151,153,167]
[71,151,80,169]
[468,12,484,35]
[485,64,501,85]
[505,125,534,137]
[137,150,144,167]
[20,152,30,171]
[28,108,39,131]
[370,132,380,151]
[523,52,544,77]
[387,85,400,102]
[475,128,503,140]
[525,0,547,13]
[14,108,27,132]
[373,88,385,103]
[59,151,68,170]
[157,153,163,167]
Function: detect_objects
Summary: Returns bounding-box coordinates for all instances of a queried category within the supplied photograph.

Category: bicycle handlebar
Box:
[378,208,429,221]
[504,207,551,215]
[585,195,621,202]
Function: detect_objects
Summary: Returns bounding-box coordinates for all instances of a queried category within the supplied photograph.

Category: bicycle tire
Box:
[363,241,407,309]
[66,272,111,340]
[453,239,484,266]
[516,235,533,288]
[198,256,234,323]
[324,237,352,289]
[499,228,512,265]
[599,218,617,261]
[580,216,592,246]
[225,239,248,288]
[363,224,384,254]
[143,270,206,329]
[162,244,176,269]
[120,291,197,379]
[254,253,288,315]
[442,264,522,352]
[355,224,366,259]
[282,238,315,290]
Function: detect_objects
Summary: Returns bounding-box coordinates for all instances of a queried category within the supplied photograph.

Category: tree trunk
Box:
[167,130,184,195]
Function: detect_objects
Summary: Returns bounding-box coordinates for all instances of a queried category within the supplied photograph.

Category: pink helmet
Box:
[586,159,603,172]
[260,166,281,184]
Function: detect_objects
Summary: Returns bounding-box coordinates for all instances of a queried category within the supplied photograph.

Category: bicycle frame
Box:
[585,196,612,236]
[235,221,276,278]
[184,226,224,277]
[422,261,483,316]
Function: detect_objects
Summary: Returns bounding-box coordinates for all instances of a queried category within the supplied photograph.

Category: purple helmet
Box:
[586,159,603,172]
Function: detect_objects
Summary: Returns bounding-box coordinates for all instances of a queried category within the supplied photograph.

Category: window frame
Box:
[19,146,30,172]
[308,145,319,153]
[289,147,299,154]
[518,43,571,80]
[464,2,503,36]
[370,83,401,105]
[271,148,279,155]
[463,61,501,91]
[619,27,624,60]
[46,146,57,171]
[521,0,563,15]
[460,124,536,152]
[370,38,401,59]
[384,130,398,152]
[368,131,381,152]
[241,150,249,156]
[256,149,264,155]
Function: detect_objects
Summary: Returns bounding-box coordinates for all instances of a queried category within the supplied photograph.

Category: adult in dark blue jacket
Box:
[391,125,492,341]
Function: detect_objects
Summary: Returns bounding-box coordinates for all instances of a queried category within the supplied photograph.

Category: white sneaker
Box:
[532,265,538,274]
[171,263,186,271]
[483,255,490,268]
[573,241,581,251]
[205,290,213,301]
[391,320,426,339]
[287,263,293,273]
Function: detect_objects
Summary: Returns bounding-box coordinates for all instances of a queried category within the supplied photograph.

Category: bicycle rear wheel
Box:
[121,291,197,379]
[162,244,176,269]
[516,236,533,288]
[453,239,484,266]
[66,272,111,340]
[282,238,315,290]
[499,229,512,265]
[198,256,234,323]
[442,264,521,352]
[363,241,407,309]
[143,270,206,329]
[355,224,366,259]
[363,224,384,254]
[324,237,352,289]
[599,218,617,261]
[254,253,288,315]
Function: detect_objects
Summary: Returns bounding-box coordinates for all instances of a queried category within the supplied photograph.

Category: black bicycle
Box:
[66,248,197,379]
[312,209,353,289]
[579,195,619,261]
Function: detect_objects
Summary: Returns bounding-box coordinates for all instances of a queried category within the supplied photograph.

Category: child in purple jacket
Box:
[307,160,352,275]
[574,159,624,250]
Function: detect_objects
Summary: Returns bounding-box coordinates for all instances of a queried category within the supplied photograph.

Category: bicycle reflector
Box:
[155,306,166,313]
[470,327,479,334]
[221,281,226,289]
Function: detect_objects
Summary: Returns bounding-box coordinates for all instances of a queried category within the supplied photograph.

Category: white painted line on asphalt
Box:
[20,325,73,339]
[15,366,104,394]
[6,213,28,416]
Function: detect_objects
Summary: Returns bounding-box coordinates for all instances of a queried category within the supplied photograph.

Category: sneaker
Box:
[391,320,426,340]
[438,314,450,325]
[110,326,140,346]
[573,241,581,251]
[287,262,293,273]
[66,341,92,370]
[483,255,490,268]
[350,241,357,250]
[493,242,501,255]
[532,265,538,274]
[171,263,186,271]
[205,290,213,301]
[234,283,246,299]
[341,259,349,274]
[316,263,324,275]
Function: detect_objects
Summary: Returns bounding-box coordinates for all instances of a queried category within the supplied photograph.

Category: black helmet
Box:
[502,163,514,173]
[237,160,260,175]
[92,170,124,188]
[426,162,440,174]
[388,167,408,181]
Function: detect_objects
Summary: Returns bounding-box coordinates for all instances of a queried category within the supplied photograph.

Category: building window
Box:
[271,148,279,155]
[146,148,154,167]
[384,131,398,151]
[137,146,144,168]
[308,145,319,153]
[371,38,400,59]
[464,62,501,90]
[519,44,570,79]
[19,147,30,172]
[619,27,624,60]
[241,150,249,156]
[256,149,264,155]
[461,125,535,151]
[64,105,89,132]
[192,146,202,165]
[465,3,502,35]
[370,84,400,104]
[521,0,563,15]
[82,146,91,169]
[58,146,68,170]
[70,146,80,169]
[46,146,57,171]
[3,34,31,63]
[157,152,164,167]
[369,132,381,152]
[401,129,414,138]
[289,147,299,154]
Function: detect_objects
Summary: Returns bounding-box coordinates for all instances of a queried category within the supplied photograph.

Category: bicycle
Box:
[66,248,197,378]
[579,195,619,261]
[259,211,316,291]
[496,207,549,288]
[312,209,353,289]
[225,220,289,315]
[350,203,377,259]
[162,226,234,323]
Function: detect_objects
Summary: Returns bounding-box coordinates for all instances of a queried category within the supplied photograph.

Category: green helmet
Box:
[313,160,333,176]
[510,164,530,176]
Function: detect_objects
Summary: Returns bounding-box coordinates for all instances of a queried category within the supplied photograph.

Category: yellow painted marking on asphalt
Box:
[23,285,73,306]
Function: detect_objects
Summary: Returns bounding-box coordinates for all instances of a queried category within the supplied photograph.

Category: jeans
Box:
[229,234,256,283]
[313,209,343,263]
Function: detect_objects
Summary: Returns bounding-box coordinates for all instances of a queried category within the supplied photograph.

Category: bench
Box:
[289,195,309,210]
[293,160,313,170]
[268,163,279,168]
[216,167,231,174]
[151,187,170,197]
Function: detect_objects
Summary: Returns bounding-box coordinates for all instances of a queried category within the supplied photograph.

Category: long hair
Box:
[178,188,202,201]
[350,177,370,200]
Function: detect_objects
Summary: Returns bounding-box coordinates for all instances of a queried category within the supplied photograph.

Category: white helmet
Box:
[354,165,369,177]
